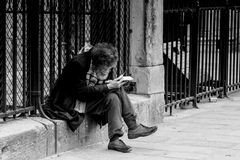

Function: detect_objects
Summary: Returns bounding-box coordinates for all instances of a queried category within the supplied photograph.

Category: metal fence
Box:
[164,0,240,115]
[0,0,130,120]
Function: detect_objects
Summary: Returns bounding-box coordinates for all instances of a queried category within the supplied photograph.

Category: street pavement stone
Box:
[42,92,240,160]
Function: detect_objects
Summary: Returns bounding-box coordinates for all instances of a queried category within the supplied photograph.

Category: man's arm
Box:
[65,61,109,101]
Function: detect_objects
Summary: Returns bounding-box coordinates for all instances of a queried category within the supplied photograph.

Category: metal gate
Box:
[0,0,130,120]
[164,0,240,115]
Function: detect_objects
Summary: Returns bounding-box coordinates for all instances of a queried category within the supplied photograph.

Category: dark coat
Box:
[43,51,110,131]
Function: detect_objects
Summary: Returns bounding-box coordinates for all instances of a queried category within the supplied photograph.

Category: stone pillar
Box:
[129,0,164,124]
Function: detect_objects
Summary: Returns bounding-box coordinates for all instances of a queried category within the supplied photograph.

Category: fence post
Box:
[0,0,6,116]
[27,0,40,114]
[219,0,229,97]
[189,0,200,108]
[61,0,71,62]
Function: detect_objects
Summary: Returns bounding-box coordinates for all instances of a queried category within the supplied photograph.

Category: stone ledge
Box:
[0,94,163,160]
[130,66,165,94]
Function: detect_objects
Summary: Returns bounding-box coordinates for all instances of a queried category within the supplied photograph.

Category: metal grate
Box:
[163,1,195,114]
[196,8,223,99]
[163,0,240,115]
[0,0,31,119]
[227,7,240,92]
[40,0,130,102]
[0,0,130,119]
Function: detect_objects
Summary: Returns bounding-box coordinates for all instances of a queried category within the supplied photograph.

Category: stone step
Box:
[0,94,163,160]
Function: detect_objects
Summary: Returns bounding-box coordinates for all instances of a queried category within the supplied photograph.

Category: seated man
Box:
[43,43,157,153]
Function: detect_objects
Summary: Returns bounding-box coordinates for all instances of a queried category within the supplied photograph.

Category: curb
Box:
[0,94,163,160]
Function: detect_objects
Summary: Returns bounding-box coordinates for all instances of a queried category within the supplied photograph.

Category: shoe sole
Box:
[128,127,158,139]
[108,146,132,153]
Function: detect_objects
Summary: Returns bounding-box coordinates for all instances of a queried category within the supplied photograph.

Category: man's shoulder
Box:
[72,51,91,64]
[64,52,91,72]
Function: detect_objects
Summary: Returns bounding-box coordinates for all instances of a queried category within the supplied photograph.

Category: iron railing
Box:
[163,0,195,114]
[0,0,130,120]
[227,6,240,92]
[164,0,240,115]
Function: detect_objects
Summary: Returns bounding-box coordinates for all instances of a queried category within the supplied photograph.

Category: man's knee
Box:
[105,93,122,111]
[106,93,119,103]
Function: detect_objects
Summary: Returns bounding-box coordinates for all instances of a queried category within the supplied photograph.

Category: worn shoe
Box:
[128,124,158,139]
[108,139,132,153]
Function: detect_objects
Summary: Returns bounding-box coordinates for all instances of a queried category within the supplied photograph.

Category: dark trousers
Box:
[86,88,138,139]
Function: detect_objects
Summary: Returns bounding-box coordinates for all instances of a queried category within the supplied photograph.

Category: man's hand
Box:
[106,75,126,89]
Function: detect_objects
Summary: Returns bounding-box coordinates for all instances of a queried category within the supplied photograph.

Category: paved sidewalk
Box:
[42,92,240,160]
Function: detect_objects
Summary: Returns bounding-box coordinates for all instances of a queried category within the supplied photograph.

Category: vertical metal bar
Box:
[208,9,212,92]
[40,0,44,103]
[112,0,118,75]
[187,9,191,99]
[117,0,121,75]
[164,12,169,111]
[170,11,174,115]
[212,9,216,92]
[229,9,233,91]
[123,0,127,72]
[218,8,223,91]
[119,0,124,74]
[179,11,183,101]
[219,0,229,96]
[124,0,130,73]
[174,12,179,106]
[22,0,26,108]
[114,0,119,59]
[74,0,78,54]
[232,8,237,90]
[197,7,202,97]
[0,0,6,116]
[184,15,188,99]
[80,0,85,48]
[78,0,83,48]
[196,10,202,95]
[57,0,62,75]
[64,0,70,62]
[27,0,40,113]
[50,0,55,91]
[215,9,220,89]
[204,9,209,95]
[126,0,130,74]
[189,0,199,108]
[50,0,53,87]
[53,0,58,80]
[12,0,18,117]
[200,10,206,94]
[27,0,31,108]
[52,0,56,85]
[236,9,240,89]
[119,0,123,75]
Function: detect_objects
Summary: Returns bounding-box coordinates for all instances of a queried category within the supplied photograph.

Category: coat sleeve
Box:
[63,60,109,101]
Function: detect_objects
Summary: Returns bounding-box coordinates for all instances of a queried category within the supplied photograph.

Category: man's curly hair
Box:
[91,43,119,68]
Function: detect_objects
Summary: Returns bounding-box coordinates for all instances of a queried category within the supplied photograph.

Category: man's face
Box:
[95,66,111,80]
[95,62,117,80]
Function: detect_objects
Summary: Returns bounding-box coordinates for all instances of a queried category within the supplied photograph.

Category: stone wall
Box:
[129,0,165,123]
